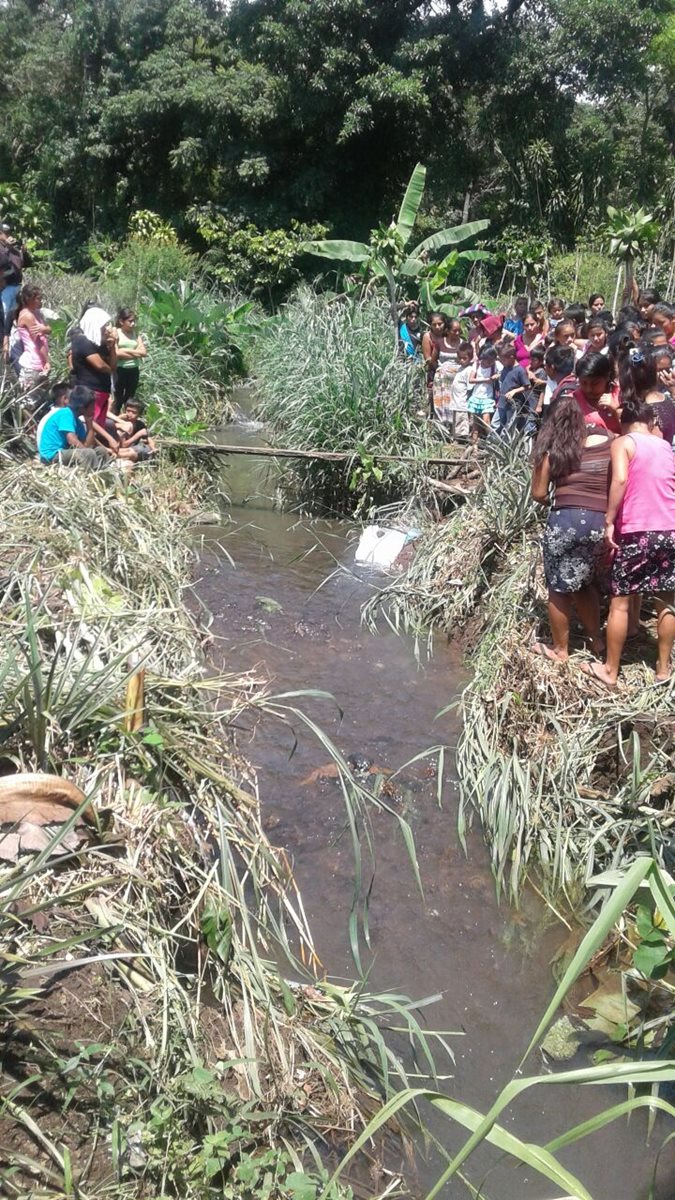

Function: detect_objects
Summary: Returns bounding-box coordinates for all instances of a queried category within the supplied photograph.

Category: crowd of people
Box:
[0,225,154,471]
[400,289,675,687]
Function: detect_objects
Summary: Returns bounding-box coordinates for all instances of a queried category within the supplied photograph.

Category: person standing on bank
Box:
[531,393,612,662]
[113,308,147,413]
[70,305,119,428]
[0,223,31,321]
[582,396,675,687]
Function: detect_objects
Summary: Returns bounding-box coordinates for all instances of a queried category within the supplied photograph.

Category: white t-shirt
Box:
[450,364,472,411]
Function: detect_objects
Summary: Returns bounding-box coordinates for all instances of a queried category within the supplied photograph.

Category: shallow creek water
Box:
[192,403,674,1199]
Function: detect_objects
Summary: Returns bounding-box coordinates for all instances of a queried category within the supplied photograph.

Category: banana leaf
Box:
[302,239,371,263]
[395,163,427,247]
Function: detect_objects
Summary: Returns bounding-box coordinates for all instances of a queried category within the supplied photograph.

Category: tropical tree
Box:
[603,205,659,302]
[303,164,489,346]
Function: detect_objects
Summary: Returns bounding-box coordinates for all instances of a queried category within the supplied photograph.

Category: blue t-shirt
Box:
[38,407,85,462]
[503,317,524,337]
[499,364,529,401]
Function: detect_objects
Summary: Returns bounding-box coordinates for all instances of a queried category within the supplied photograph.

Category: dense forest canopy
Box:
[0,0,674,267]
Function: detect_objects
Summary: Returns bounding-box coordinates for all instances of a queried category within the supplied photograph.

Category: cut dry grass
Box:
[0,456,450,1199]
[364,437,675,905]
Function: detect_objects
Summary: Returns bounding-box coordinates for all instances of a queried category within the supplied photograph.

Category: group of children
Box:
[400,290,675,448]
[35,381,155,472]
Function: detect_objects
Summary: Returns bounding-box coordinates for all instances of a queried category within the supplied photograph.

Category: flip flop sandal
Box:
[579,661,618,690]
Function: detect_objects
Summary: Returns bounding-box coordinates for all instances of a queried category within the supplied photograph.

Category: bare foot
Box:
[655,670,672,686]
[530,641,568,663]
[579,661,618,689]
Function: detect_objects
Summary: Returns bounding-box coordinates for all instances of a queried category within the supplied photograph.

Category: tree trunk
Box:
[623,255,635,307]
[461,189,472,224]
[612,264,623,316]
[666,242,675,303]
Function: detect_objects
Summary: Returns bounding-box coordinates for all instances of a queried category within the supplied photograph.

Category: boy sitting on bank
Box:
[119,398,157,461]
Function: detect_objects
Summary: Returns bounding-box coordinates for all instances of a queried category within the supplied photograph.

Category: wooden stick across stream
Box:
[159,438,483,470]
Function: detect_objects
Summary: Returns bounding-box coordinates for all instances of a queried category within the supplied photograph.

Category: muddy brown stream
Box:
[193,404,673,1199]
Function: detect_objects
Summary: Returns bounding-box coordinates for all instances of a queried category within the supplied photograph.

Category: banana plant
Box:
[603,205,659,295]
[418,247,493,317]
[303,164,489,345]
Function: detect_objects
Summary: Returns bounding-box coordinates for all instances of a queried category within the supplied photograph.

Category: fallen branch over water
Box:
[160,436,483,470]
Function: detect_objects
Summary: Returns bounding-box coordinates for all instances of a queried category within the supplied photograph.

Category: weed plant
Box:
[0,457,448,1199]
[364,438,675,903]
[253,288,438,512]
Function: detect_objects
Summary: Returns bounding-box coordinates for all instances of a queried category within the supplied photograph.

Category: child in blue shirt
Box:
[495,342,530,435]
[38,385,110,471]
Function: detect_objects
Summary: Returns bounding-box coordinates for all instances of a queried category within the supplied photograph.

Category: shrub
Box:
[101,239,201,309]
[190,207,327,302]
[548,250,618,306]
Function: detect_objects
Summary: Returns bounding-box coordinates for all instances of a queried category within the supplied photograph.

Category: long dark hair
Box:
[116,307,135,325]
[533,392,587,480]
[15,283,42,320]
[618,343,657,418]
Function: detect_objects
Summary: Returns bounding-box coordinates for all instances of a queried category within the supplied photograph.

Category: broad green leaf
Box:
[302,239,371,263]
[399,256,425,277]
[395,162,426,246]
[410,218,490,260]
[633,939,670,977]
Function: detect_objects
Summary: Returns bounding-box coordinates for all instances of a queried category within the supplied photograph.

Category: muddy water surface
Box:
[193,409,673,1200]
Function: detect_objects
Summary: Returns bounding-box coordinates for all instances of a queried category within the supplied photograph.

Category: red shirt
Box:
[574,388,621,435]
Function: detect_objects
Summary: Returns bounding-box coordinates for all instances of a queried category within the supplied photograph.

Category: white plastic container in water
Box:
[354,525,408,569]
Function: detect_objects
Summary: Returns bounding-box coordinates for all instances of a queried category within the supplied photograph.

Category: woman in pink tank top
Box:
[585,396,675,686]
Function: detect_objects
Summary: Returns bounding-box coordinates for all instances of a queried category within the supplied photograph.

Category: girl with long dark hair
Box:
[113,308,147,413]
[531,393,612,661]
[583,389,675,686]
[15,283,50,393]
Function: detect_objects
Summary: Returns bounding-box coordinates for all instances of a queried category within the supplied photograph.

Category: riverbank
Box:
[364,438,675,904]
[0,455,434,1198]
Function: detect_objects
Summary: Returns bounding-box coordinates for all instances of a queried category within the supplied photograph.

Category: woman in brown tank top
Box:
[531,393,612,661]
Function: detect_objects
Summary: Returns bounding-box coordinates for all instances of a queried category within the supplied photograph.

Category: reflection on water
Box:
[193,410,674,1200]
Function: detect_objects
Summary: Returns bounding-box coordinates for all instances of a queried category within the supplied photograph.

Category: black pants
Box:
[112,367,139,413]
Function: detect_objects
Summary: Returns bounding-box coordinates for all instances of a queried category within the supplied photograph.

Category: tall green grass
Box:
[253,287,437,512]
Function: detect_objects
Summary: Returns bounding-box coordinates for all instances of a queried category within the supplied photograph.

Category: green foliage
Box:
[633,900,675,981]
[494,225,555,295]
[191,208,328,300]
[548,250,618,304]
[101,239,201,309]
[0,0,672,271]
[0,182,51,245]
[603,206,660,265]
[128,208,178,245]
[141,281,252,379]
